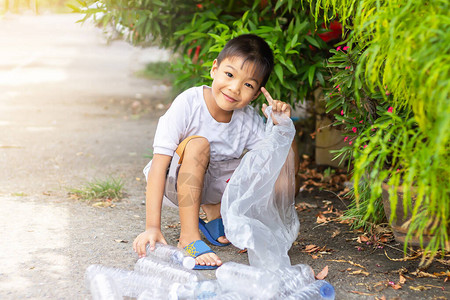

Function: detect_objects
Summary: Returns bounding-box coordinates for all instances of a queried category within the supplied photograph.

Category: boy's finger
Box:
[148,240,155,251]
[261,103,268,117]
[261,87,274,106]
[139,242,147,258]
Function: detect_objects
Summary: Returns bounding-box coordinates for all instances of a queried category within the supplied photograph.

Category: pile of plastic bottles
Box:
[85,243,335,300]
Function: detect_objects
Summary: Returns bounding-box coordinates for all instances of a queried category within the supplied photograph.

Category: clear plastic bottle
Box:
[87,272,122,300]
[136,289,167,300]
[211,291,249,300]
[135,256,203,283]
[146,242,196,269]
[169,280,221,300]
[85,264,171,298]
[285,280,335,300]
[215,262,280,299]
[273,264,316,298]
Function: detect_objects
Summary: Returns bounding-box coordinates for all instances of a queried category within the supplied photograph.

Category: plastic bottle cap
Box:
[182,257,195,269]
[320,282,335,299]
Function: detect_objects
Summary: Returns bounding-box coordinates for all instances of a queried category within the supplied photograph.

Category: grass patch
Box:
[136,61,175,84]
[144,149,153,159]
[68,177,124,202]
[340,180,386,231]
[11,192,28,197]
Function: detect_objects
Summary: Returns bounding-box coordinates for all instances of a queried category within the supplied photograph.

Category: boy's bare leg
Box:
[201,203,229,244]
[176,137,222,267]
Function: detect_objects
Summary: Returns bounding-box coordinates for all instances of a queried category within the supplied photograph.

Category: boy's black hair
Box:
[217,34,274,87]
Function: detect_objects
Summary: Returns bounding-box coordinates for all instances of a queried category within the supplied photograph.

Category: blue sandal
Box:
[198,218,231,247]
[184,240,219,270]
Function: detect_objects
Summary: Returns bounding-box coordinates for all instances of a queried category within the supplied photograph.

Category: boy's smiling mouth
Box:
[222,92,238,103]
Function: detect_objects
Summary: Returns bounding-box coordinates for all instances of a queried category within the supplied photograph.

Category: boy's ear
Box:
[210,59,219,79]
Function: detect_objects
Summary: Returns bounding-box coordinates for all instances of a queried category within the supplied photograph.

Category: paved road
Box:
[0,13,172,299]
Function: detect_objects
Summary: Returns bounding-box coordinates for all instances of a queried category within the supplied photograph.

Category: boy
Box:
[133,34,292,269]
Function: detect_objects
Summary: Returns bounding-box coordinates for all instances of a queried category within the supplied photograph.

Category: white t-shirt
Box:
[153,85,265,162]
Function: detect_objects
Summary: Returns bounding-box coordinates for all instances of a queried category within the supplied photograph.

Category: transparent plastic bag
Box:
[221,107,300,270]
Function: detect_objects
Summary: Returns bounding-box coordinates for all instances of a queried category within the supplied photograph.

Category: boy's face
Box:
[210,57,263,112]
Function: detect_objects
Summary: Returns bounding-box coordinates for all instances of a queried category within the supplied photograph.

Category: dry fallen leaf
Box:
[331,229,341,238]
[379,236,389,243]
[295,202,318,209]
[399,275,406,284]
[327,259,367,270]
[304,244,319,253]
[315,265,329,280]
[114,239,128,243]
[433,271,450,277]
[385,250,422,262]
[350,291,376,296]
[92,201,115,208]
[390,283,402,290]
[350,269,370,276]
[412,270,438,278]
[316,212,329,224]
[237,249,247,254]
[359,235,370,242]
[391,267,408,275]
[372,280,389,292]
[409,285,431,291]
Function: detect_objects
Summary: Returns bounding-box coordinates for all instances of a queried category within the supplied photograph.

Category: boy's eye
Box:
[225,72,233,78]
[244,83,254,89]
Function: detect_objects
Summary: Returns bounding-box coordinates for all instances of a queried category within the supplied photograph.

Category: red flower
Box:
[341,110,344,116]
[336,46,342,51]
[349,141,353,145]
[352,127,357,133]
[343,46,349,51]
[387,107,393,113]
[344,136,348,142]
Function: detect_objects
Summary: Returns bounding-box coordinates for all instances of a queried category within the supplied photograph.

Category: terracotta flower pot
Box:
[381,183,433,247]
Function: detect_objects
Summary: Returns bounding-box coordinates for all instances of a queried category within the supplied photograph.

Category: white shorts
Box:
[143,138,241,208]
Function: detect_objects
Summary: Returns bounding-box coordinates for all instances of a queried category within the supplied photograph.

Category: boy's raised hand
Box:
[261,87,291,125]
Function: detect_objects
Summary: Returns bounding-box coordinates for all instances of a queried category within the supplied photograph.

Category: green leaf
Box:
[284,59,297,74]
[208,33,226,43]
[304,35,320,48]
[274,64,284,84]
[316,71,325,86]
[308,66,316,87]
[274,0,284,11]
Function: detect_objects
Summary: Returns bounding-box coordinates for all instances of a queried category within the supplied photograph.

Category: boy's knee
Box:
[184,137,210,164]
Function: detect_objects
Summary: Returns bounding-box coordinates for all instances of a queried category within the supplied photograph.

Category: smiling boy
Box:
[133,34,292,269]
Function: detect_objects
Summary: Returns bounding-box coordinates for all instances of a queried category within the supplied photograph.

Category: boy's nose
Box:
[228,80,240,95]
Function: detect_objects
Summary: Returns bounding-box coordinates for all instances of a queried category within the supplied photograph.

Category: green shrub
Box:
[311,0,449,265]
[76,0,340,106]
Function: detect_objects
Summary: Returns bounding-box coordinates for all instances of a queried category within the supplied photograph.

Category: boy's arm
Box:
[133,153,172,257]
